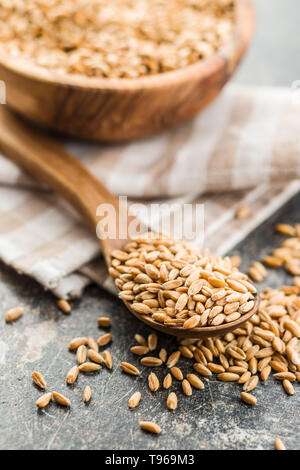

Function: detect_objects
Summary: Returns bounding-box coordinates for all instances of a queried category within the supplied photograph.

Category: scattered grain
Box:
[32,371,46,390]
[76,345,87,365]
[240,392,257,405]
[68,337,87,351]
[275,437,286,450]
[36,392,52,409]
[236,205,251,220]
[83,386,92,403]
[148,372,159,392]
[5,307,23,323]
[97,317,111,328]
[66,366,79,385]
[52,392,70,407]
[129,391,141,409]
[282,379,294,395]
[130,346,149,355]
[167,392,178,410]
[57,299,71,314]
[79,362,101,373]
[163,373,172,389]
[182,379,193,396]
[97,333,112,347]
[102,350,113,369]
[120,362,140,376]
[140,421,161,434]
[170,367,183,381]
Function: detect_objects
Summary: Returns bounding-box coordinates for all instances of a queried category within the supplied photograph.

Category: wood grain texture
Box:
[0,0,255,142]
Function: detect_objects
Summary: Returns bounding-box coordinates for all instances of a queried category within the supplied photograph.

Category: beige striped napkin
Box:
[0,84,299,298]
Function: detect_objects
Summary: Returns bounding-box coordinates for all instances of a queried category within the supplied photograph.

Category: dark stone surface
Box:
[0,193,299,450]
[0,0,300,451]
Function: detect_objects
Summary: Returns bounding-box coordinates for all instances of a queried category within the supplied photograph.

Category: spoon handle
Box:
[0,107,134,263]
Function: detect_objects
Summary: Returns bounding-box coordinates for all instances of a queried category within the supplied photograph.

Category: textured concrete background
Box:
[0,0,300,450]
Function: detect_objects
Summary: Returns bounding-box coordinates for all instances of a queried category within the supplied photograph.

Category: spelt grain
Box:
[120,362,140,376]
[282,379,294,395]
[57,299,71,314]
[79,362,101,373]
[166,351,181,368]
[5,307,23,323]
[141,357,162,367]
[163,373,172,389]
[243,375,259,392]
[32,371,46,390]
[193,363,211,377]
[260,366,271,382]
[170,367,183,381]
[140,421,161,434]
[167,392,178,410]
[87,336,99,353]
[186,374,204,390]
[97,333,112,347]
[52,392,70,407]
[148,372,159,392]
[83,386,92,403]
[36,392,52,408]
[182,379,193,396]
[159,348,167,362]
[275,437,286,450]
[273,372,296,381]
[68,337,87,351]
[207,363,225,373]
[76,345,87,364]
[148,333,158,351]
[135,334,147,346]
[240,392,257,405]
[130,346,149,355]
[88,349,105,364]
[217,373,239,382]
[66,366,79,385]
[102,350,113,369]
[128,391,141,409]
[276,224,295,236]
[236,205,251,220]
[97,317,111,328]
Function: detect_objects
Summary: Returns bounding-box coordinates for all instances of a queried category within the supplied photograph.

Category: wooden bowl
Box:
[0,0,254,142]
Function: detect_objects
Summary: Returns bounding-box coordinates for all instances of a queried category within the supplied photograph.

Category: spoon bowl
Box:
[0,106,259,338]
[123,295,259,338]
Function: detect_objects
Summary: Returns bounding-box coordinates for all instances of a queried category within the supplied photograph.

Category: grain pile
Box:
[265,223,300,276]
[122,284,300,411]
[111,232,257,328]
[5,223,300,447]
[0,0,235,78]
[24,273,300,444]
[248,223,300,283]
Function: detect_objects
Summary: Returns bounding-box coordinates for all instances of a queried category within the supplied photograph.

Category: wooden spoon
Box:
[0,107,259,338]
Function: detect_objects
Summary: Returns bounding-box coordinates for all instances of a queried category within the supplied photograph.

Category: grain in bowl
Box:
[0,0,235,79]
